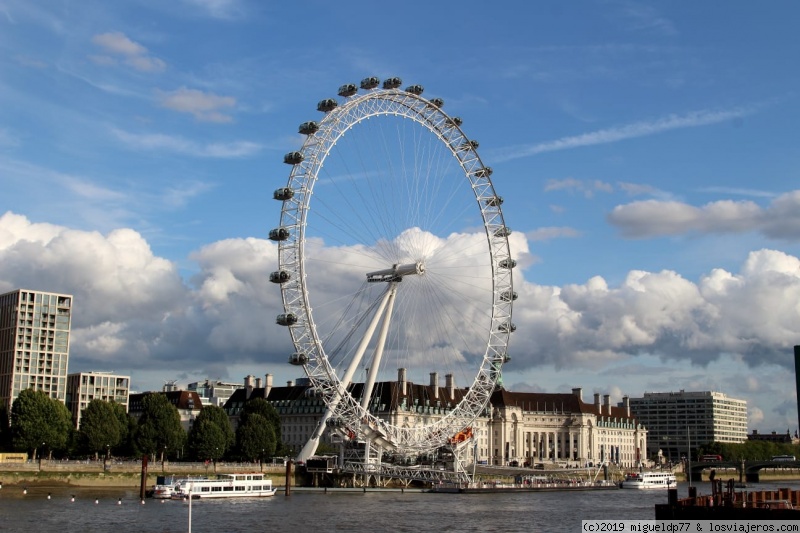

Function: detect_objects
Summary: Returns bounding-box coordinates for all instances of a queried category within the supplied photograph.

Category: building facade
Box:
[488,388,647,468]
[187,378,241,407]
[628,390,748,462]
[0,289,72,411]
[225,371,647,468]
[66,371,130,428]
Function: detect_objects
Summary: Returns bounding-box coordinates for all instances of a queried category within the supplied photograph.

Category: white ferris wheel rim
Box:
[273,78,515,454]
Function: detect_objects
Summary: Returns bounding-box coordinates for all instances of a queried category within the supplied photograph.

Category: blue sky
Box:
[1,0,799,434]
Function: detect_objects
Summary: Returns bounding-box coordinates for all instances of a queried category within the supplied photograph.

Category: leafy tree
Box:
[78,400,122,459]
[110,401,129,454]
[189,405,234,459]
[235,413,277,461]
[134,393,185,461]
[10,389,73,459]
[241,398,282,444]
[190,419,228,461]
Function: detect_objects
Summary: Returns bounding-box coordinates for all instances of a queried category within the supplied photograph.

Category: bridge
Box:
[686,459,800,483]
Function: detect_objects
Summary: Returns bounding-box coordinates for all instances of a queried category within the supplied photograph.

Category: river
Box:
[1,481,798,532]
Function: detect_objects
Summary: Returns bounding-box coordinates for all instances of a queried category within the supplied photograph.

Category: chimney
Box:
[603,394,611,415]
[398,368,407,396]
[594,393,601,412]
[287,380,294,387]
[446,374,455,401]
[623,395,630,417]
[572,387,583,402]
[264,374,273,398]
[245,375,254,399]
[430,372,439,399]
[255,377,262,389]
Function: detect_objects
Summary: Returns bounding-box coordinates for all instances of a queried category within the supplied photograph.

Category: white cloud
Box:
[493,107,753,162]
[526,226,581,241]
[111,128,261,158]
[90,32,166,73]
[158,87,236,123]
[2,213,798,427]
[608,191,800,240]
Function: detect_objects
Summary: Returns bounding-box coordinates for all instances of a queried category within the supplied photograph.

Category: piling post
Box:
[284,459,293,496]
[139,454,149,501]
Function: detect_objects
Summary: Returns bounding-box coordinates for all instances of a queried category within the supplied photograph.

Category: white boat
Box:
[152,476,208,499]
[620,471,676,489]
[172,472,277,499]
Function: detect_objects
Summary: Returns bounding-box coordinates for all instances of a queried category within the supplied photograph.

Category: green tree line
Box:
[698,440,800,461]
[0,390,284,462]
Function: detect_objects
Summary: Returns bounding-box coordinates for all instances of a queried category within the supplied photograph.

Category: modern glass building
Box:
[628,390,747,462]
[0,289,73,411]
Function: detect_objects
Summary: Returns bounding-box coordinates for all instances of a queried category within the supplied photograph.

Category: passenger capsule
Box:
[317,98,338,113]
[288,352,308,365]
[474,167,494,178]
[298,121,319,135]
[494,226,512,238]
[428,97,444,108]
[337,83,358,97]
[484,196,503,207]
[459,139,479,151]
[304,387,319,398]
[283,151,304,165]
[382,77,402,89]
[446,117,463,128]
[276,313,298,326]
[268,227,290,241]
[503,354,512,363]
[498,258,517,270]
[498,322,516,333]
[500,290,518,302]
[269,270,291,284]
[360,77,381,90]
[273,187,294,201]
[405,84,424,95]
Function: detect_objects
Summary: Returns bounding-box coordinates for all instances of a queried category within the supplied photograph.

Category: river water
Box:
[1,481,798,533]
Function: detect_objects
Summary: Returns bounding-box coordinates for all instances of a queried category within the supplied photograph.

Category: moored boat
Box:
[151,476,210,499]
[172,472,276,499]
[620,471,676,489]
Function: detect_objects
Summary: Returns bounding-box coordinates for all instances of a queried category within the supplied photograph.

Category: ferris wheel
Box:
[270,77,516,460]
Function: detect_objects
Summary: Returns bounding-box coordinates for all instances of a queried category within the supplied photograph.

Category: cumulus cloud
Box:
[509,248,800,371]
[90,32,166,73]
[2,212,799,401]
[608,191,800,240]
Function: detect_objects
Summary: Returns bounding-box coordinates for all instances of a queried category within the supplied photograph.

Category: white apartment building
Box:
[0,289,72,411]
[628,390,748,461]
[66,371,131,428]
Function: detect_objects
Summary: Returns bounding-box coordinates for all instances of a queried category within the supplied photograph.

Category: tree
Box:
[110,401,129,454]
[191,419,227,462]
[240,398,282,444]
[134,393,185,461]
[10,389,73,459]
[189,405,234,460]
[235,413,277,461]
[78,400,122,460]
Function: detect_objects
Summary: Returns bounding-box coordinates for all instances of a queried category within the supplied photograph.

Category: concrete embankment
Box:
[0,461,291,488]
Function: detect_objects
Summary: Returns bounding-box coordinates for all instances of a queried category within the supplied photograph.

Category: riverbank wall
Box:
[0,460,292,488]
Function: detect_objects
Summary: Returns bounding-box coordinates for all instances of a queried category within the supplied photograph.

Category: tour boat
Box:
[152,476,208,499]
[172,473,277,499]
[621,471,676,489]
